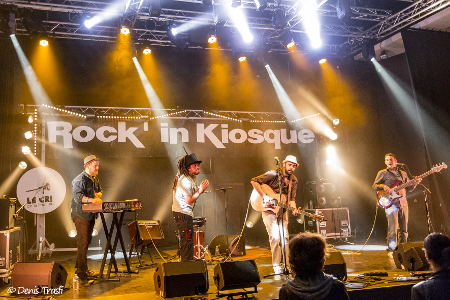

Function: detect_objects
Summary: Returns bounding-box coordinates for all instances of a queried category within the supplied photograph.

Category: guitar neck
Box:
[394,170,433,191]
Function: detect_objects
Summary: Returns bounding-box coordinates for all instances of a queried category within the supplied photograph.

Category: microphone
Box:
[275,157,279,163]
[396,162,405,165]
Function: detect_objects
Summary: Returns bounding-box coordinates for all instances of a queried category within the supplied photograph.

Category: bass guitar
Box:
[377,163,447,208]
[250,184,325,222]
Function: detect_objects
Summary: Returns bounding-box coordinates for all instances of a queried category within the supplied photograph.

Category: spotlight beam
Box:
[228,7,253,43]
[265,65,302,122]
[0,166,25,197]
[10,35,53,106]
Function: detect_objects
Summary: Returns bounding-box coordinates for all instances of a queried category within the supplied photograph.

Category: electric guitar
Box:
[250,184,325,222]
[377,163,447,208]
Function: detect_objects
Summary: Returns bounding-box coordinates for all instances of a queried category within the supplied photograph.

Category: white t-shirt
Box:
[172,175,198,217]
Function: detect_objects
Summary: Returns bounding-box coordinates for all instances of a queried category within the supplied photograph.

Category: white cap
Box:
[283,155,298,166]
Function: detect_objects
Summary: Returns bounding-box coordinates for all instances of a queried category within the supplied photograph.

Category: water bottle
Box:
[73,274,79,290]
[215,246,220,256]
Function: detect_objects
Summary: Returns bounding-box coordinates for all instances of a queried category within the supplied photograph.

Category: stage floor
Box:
[0,242,430,300]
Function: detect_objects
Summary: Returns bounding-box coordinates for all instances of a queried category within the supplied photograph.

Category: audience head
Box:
[289,232,326,279]
[424,232,450,270]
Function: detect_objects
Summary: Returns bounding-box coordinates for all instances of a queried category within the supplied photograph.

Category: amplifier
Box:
[0,227,20,277]
[128,220,164,246]
[304,208,351,238]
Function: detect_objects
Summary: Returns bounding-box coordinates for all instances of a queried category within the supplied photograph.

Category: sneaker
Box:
[76,269,99,279]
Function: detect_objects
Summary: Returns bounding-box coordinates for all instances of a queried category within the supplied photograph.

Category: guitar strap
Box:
[287,177,293,204]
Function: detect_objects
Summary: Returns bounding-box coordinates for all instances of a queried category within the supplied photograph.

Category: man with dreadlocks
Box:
[172,153,209,261]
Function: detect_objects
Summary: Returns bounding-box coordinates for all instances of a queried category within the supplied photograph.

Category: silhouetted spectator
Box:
[279,232,349,300]
[411,232,450,300]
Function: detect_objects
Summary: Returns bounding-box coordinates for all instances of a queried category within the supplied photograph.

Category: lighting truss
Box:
[28,105,297,122]
[123,0,146,29]
[343,0,450,57]
[2,0,449,57]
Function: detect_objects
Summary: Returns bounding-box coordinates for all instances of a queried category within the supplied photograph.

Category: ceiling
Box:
[0,0,449,59]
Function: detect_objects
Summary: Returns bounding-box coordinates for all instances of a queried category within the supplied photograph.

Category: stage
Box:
[0,242,430,300]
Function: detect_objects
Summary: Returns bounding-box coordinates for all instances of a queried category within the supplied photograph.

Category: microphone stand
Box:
[398,163,434,234]
[204,187,235,258]
[275,159,290,277]
[421,184,433,234]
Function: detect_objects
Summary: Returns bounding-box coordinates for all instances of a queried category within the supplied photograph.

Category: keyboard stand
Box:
[98,211,134,280]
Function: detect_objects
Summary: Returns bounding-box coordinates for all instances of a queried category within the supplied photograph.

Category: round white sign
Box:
[17,167,66,214]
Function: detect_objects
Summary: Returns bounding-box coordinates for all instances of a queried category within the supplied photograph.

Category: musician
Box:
[251,155,299,274]
[71,155,103,279]
[172,153,209,261]
[372,153,420,251]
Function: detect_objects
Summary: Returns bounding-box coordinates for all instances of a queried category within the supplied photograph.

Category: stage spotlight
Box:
[362,39,375,61]
[149,0,162,17]
[85,16,102,28]
[27,115,34,123]
[333,119,340,125]
[143,47,151,55]
[286,41,295,49]
[319,58,327,64]
[18,161,27,170]
[39,39,48,47]
[92,229,98,236]
[69,230,77,238]
[303,1,321,48]
[21,146,31,154]
[24,131,33,139]
[121,26,130,35]
[255,0,268,11]
[208,35,217,44]
[246,221,253,228]
[238,56,246,62]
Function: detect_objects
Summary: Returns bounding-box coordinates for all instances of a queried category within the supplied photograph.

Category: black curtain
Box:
[0,37,16,188]
[402,28,450,235]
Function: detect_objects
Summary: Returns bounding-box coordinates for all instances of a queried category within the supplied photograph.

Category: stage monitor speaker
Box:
[214,260,260,291]
[10,262,67,292]
[208,235,245,256]
[324,251,347,281]
[393,242,428,271]
[128,220,164,246]
[0,197,15,230]
[154,261,208,298]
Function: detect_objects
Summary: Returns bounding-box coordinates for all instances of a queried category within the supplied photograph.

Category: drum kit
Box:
[193,217,208,259]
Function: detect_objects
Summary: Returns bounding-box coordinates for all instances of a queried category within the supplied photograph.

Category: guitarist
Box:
[373,153,421,252]
[251,155,300,274]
